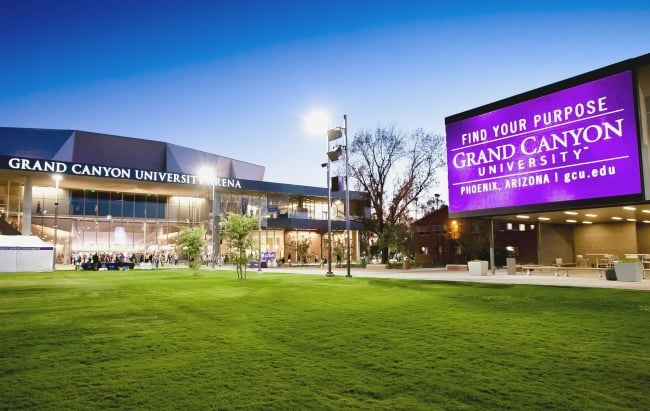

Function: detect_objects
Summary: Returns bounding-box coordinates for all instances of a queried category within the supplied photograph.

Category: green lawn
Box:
[1,269,649,410]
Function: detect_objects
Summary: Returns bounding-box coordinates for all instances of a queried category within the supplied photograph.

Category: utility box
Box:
[506,258,517,275]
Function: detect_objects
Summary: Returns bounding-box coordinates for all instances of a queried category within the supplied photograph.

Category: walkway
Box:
[249,265,650,291]
[56,263,650,290]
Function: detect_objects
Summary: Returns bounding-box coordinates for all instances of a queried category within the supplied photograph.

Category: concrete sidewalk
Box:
[246,265,650,291]
[57,263,650,290]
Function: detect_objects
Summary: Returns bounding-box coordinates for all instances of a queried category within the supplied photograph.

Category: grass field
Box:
[1,268,650,410]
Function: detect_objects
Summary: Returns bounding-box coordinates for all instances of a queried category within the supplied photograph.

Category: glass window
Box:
[122,193,135,218]
[97,191,110,216]
[86,191,98,216]
[70,189,89,216]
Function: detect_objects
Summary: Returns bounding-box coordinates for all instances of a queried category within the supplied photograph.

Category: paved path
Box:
[58,263,650,290]
[242,265,650,291]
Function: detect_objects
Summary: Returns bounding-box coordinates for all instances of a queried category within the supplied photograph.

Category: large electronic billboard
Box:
[445,70,642,216]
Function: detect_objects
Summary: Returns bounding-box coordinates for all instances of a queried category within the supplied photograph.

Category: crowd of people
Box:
[70,251,179,270]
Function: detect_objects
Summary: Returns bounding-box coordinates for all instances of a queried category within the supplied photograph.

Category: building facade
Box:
[0,128,365,266]
[413,206,539,267]
[443,53,650,268]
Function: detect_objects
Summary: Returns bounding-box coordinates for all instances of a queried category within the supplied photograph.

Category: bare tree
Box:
[349,126,446,264]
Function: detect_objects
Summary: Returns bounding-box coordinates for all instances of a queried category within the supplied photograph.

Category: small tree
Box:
[178,226,207,276]
[457,219,490,262]
[288,231,311,264]
[389,220,413,260]
[330,231,346,267]
[221,212,259,279]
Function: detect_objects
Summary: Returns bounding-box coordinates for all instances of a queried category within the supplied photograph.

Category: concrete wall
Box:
[574,222,638,261]
[513,221,645,266]
[539,224,574,265]
[637,223,650,252]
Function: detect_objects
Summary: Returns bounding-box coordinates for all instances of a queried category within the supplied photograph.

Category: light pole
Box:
[52,174,62,269]
[199,167,217,268]
[321,162,333,276]
[327,114,351,278]
[211,178,217,268]
[258,195,266,272]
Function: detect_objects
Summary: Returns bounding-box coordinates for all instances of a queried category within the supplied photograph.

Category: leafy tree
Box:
[178,225,207,276]
[457,219,491,262]
[288,231,311,264]
[349,126,446,264]
[386,220,413,260]
[329,231,346,267]
[221,212,259,279]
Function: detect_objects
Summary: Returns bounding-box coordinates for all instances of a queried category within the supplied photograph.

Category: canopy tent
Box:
[0,235,53,272]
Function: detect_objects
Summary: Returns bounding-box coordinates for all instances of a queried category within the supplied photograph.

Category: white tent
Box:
[0,235,54,272]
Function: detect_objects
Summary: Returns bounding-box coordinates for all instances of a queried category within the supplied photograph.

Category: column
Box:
[214,191,221,261]
[22,176,32,235]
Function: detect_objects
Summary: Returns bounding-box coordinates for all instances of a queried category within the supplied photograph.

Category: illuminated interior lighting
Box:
[506,223,513,230]
[565,219,577,223]
[585,213,597,218]
[642,210,650,214]
[643,220,650,224]
[582,221,592,224]
[538,217,550,221]
[611,216,623,220]
[623,206,636,211]
[516,215,530,219]
[626,218,637,222]
[518,224,526,231]
[564,211,578,215]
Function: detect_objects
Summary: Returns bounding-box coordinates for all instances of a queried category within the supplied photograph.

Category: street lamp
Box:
[327,114,351,278]
[199,167,217,268]
[321,162,334,276]
[258,195,266,272]
[52,174,62,269]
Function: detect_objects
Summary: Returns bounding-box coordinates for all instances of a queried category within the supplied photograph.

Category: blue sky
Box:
[1,1,649,198]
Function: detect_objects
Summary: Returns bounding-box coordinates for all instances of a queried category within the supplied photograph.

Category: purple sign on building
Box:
[445,70,642,215]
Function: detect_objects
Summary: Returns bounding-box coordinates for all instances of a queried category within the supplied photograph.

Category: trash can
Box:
[506,258,516,275]
[403,257,411,269]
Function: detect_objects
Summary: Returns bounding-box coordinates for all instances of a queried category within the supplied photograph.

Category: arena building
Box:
[0,127,366,267]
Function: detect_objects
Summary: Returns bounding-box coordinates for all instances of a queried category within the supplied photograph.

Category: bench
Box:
[522,265,608,278]
[563,267,607,278]
[521,265,567,276]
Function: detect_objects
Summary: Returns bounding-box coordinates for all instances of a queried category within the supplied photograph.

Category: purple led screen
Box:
[445,70,641,215]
